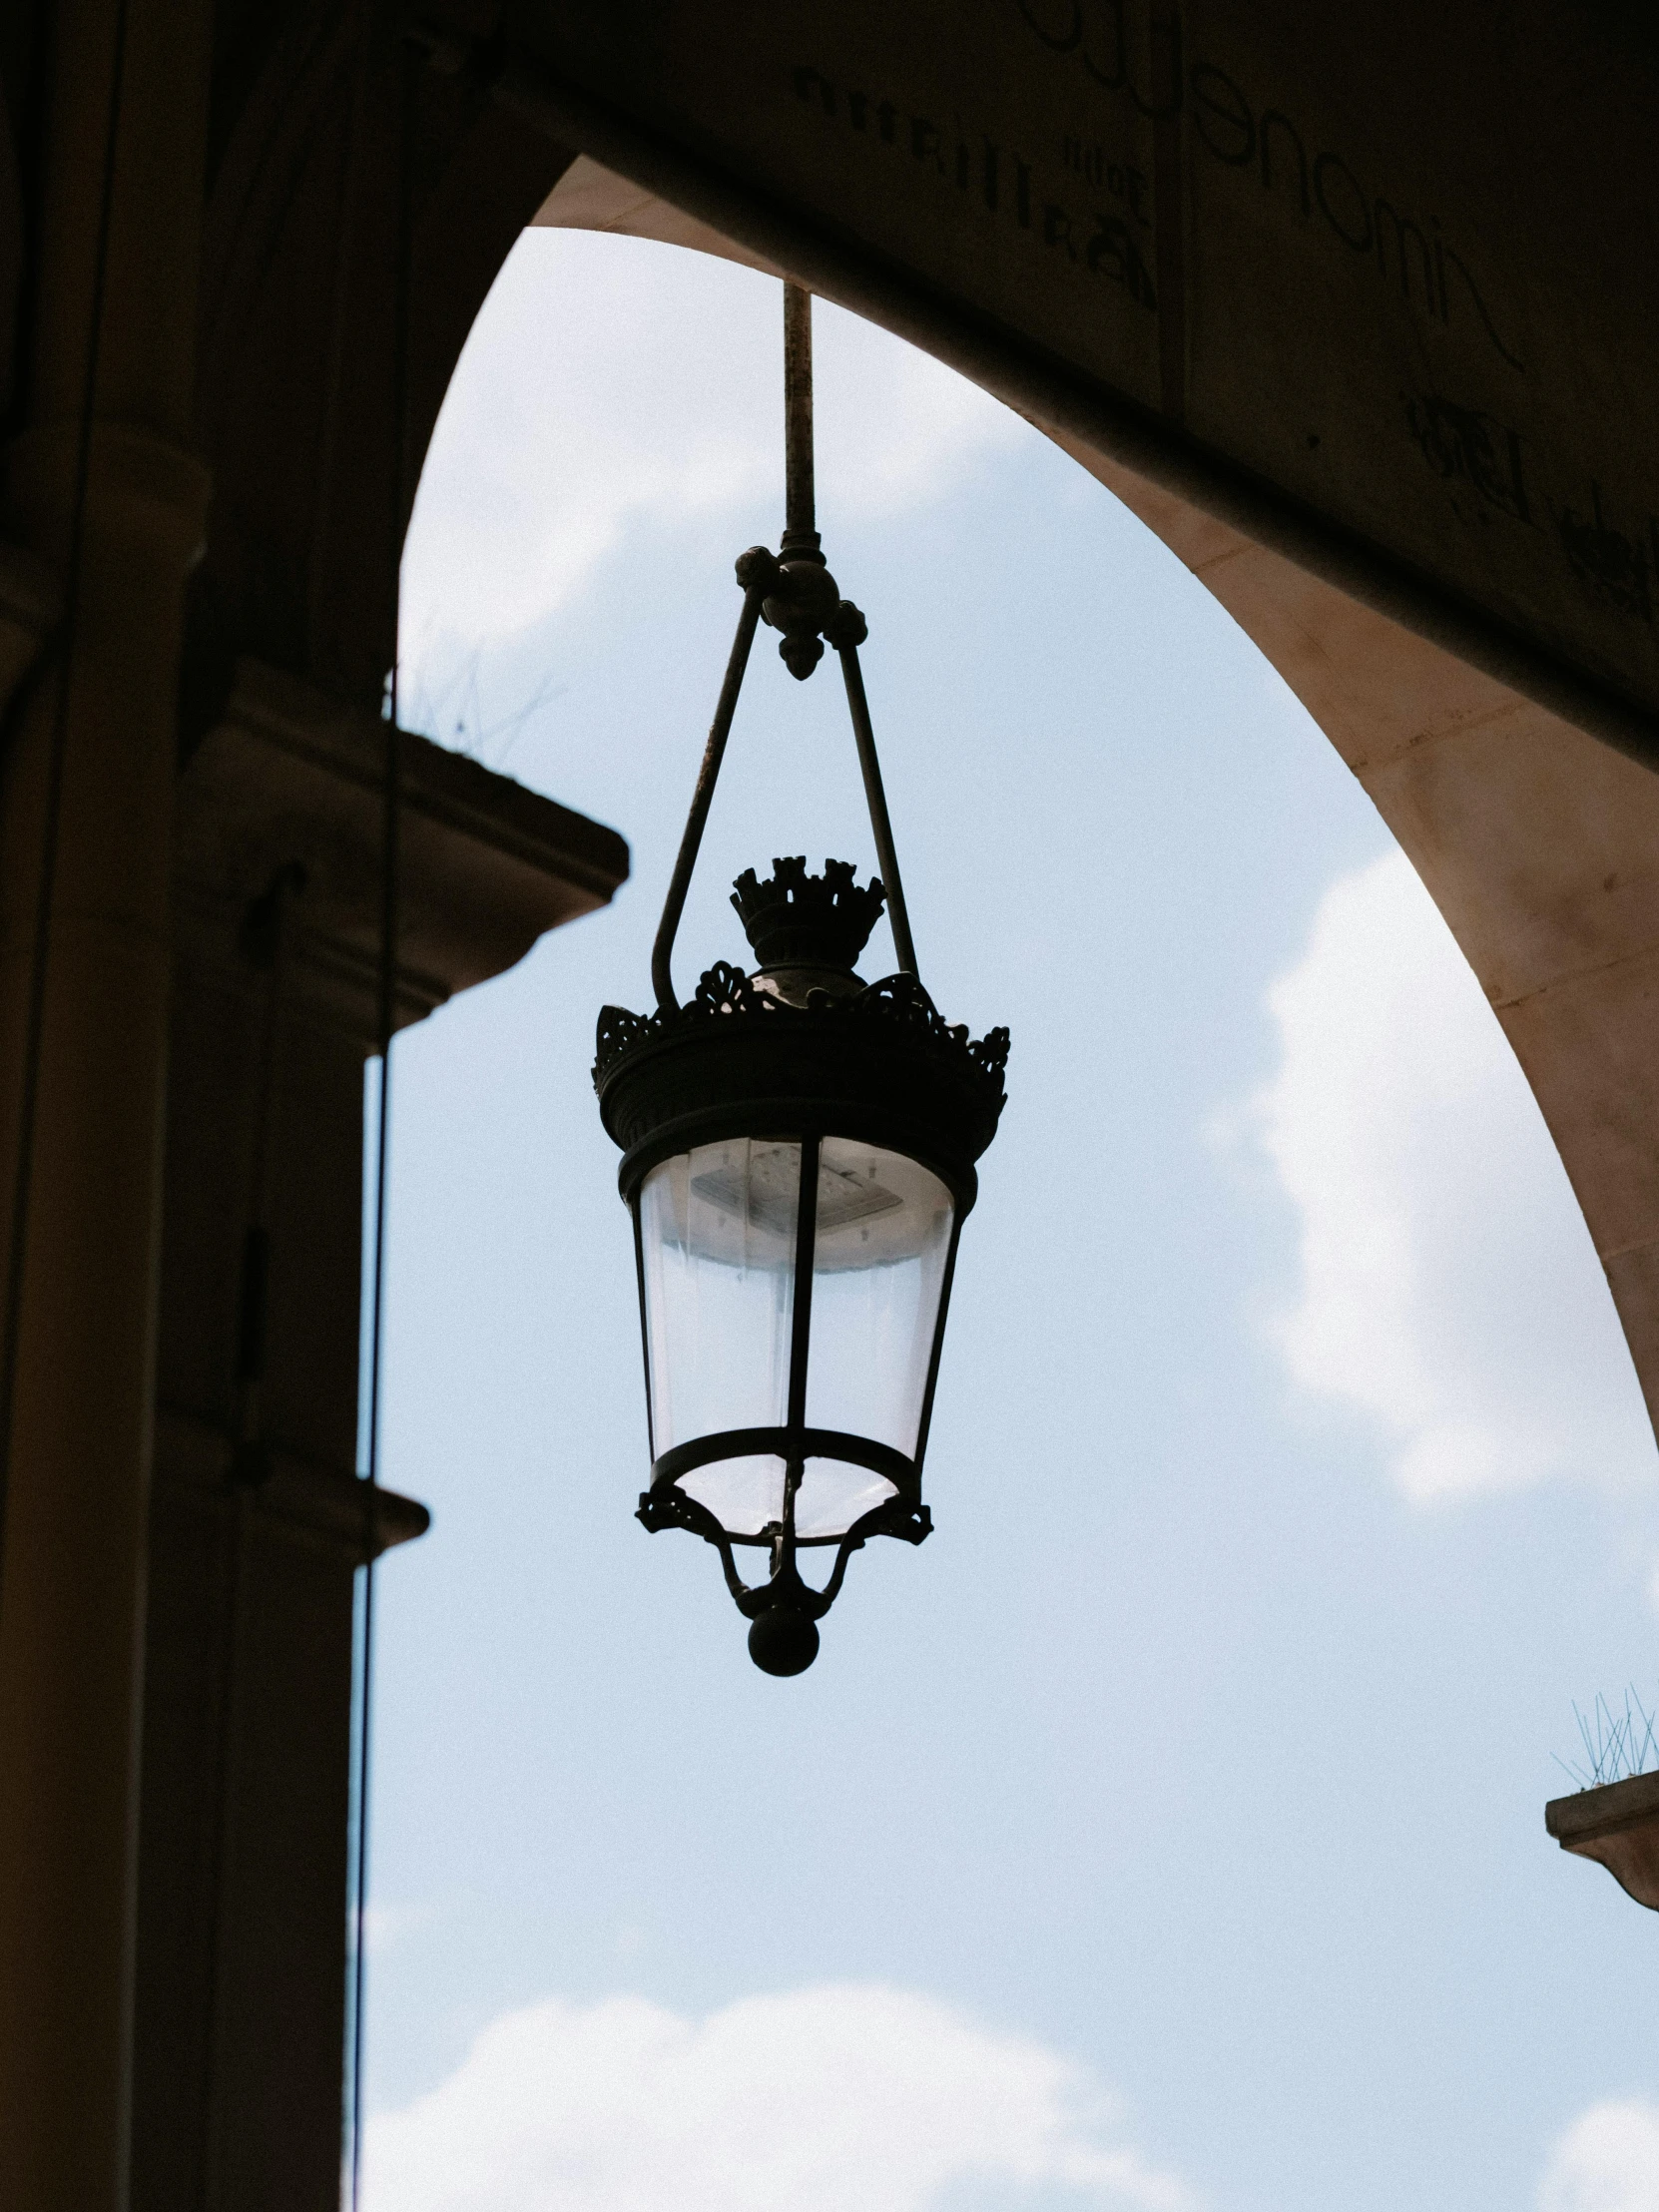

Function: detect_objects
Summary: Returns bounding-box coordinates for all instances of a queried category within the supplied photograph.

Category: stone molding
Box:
[176,657,630,1041]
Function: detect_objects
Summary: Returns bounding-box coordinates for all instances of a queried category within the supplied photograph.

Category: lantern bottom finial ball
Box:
[748,1607,820,1676]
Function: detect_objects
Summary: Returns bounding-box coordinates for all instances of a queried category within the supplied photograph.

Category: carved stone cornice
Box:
[176,657,630,1042]
[152,1407,428,1563]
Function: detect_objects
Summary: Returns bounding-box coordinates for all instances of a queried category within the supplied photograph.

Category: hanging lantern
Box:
[594,286,1008,1675]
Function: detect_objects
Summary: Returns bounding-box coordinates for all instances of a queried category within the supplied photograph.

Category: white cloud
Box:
[363,1983,1193,2212]
[402,229,1025,652]
[1245,849,1655,1503]
[1541,2100,1659,2212]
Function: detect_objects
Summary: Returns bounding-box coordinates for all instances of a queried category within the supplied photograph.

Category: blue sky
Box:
[361,231,1659,2212]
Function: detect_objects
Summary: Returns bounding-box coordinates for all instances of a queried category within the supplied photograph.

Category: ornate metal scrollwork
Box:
[595,959,1010,1104]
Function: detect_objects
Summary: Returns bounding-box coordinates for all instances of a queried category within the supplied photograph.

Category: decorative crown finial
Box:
[730,856,885,976]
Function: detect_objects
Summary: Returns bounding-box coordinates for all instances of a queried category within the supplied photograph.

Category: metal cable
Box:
[347,30,414,2212]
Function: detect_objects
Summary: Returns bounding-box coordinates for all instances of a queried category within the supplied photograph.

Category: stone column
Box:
[0,1,213,2205]
[128,662,627,2212]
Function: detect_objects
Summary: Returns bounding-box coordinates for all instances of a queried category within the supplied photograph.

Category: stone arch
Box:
[517,150,1659,1460]
[2,7,1655,2199]
[154,2,1659,1488]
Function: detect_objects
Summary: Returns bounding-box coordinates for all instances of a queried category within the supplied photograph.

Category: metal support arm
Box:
[651,570,768,1013]
[649,281,923,1010]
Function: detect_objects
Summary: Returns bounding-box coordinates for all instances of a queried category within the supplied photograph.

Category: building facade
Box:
[1,3,1656,2205]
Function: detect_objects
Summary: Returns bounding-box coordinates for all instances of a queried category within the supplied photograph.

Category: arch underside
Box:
[5,0,1655,1443]
[533,140,1659,1460]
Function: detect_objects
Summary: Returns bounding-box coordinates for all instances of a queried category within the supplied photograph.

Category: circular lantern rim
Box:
[643,1425,927,1553]
[594,960,1009,1216]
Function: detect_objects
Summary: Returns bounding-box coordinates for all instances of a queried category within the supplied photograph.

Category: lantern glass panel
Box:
[679,1453,789,1540]
[801,1138,954,1532]
[794,1458,898,1542]
[638,1140,801,1532]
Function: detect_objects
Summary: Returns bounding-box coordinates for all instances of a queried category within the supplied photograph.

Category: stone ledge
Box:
[1545,1771,1659,1913]
[154,1406,429,1562]
[176,657,630,1038]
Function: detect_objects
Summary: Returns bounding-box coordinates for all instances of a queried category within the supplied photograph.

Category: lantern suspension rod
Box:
[784,280,816,546]
[650,579,768,1014]
[784,283,920,982]
[651,280,922,1008]
[837,638,919,982]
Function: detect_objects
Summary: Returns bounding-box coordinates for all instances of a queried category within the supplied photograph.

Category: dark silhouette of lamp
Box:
[593,285,1008,1676]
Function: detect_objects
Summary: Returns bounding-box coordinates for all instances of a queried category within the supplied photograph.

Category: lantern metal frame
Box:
[596,953,1007,1632]
[592,283,1008,1670]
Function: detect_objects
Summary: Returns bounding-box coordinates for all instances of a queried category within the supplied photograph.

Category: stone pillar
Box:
[128,662,627,2212]
[0,1,213,2205]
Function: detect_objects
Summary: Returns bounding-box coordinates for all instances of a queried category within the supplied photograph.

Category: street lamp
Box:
[594,285,1008,1675]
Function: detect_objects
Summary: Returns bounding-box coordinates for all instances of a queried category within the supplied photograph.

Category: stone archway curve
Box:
[527,148,1659,1465]
[186,8,1659,1459]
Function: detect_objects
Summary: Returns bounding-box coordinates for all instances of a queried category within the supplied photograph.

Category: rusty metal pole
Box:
[783,280,816,553]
